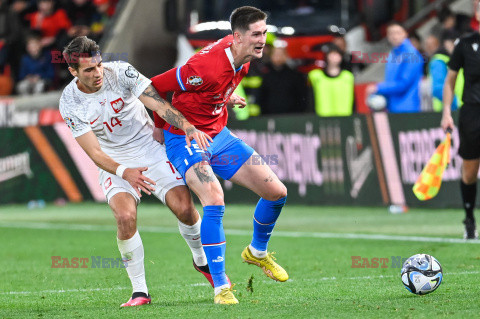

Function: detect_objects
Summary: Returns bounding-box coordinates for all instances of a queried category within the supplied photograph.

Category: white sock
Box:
[178,218,207,266]
[214,284,230,296]
[117,230,148,295]
[249,244,267,258]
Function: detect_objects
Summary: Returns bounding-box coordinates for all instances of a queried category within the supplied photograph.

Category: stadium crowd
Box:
[0,0,479,118]
[0,0,118,95]
[235,1,479,118]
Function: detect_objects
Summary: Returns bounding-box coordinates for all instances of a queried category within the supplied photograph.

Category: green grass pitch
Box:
[0,203,479,318]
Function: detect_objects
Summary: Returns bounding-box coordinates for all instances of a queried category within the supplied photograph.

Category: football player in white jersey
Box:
[59,36,215,307]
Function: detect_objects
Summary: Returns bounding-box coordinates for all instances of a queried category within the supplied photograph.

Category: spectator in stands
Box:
[471,0,479,31]
[332,34,365,75]
[0,0,24,78]
[258,45,307,115]
[308,43,354,117]
[25,0,71,48]
[434,5,472,36]
[62,0,97,42]
[366,22,424,113]
[428,30,464,112]
[91,0,111,38]
[10,0,35,28]
[424,34,440,59]
[418,33,441,110]
[65,0,96,26]
[409,31,422,52]
[16,33,54,95]
[94,0,118,17]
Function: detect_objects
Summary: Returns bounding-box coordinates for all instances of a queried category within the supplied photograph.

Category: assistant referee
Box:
[441,7,480,239]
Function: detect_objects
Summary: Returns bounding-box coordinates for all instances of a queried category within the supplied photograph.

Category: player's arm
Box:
[139,84,213,150]
[75,131,155,197]
[150,67,180,131]
[150,65,209,131]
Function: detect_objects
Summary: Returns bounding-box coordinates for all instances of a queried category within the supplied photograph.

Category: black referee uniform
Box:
[448,31,480,239]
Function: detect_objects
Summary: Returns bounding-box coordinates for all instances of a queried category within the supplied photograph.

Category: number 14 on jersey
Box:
[103,117,122,132]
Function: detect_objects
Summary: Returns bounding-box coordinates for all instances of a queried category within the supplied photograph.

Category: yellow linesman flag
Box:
[413,132,451,201]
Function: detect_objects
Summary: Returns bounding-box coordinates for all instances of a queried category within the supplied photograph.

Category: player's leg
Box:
[209,128,288,282]
[228,154,288,281]
[461,159,479,239]
[138,143,215,286]
[163,130,236,304]
[184,163,237,304]
[164,185,216,286]
[108,191,151,307]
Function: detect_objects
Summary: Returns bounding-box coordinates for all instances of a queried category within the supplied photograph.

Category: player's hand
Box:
[441,113,455,133]
[122,167,156,197]
[227,93,247,108]
[153,127,165,144]
[185,126,213,151]
[365,84,378,96]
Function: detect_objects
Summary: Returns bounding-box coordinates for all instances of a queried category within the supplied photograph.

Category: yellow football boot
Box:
[241,246,289,282]
[214,286,239,305]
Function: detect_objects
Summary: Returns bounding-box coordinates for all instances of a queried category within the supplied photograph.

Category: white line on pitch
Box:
[282,270,480,283]
[0,287,129,295]
[0,221,479,244]
[2,271,479,296]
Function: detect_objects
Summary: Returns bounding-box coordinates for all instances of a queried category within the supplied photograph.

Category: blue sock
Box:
[251,196,287,251]
[201,205,228,288]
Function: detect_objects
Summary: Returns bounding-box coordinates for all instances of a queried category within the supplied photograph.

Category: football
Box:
[366,94,387,111]
[401,254,443,295]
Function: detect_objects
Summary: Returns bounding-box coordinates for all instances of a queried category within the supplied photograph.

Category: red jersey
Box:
[151,35,250,137]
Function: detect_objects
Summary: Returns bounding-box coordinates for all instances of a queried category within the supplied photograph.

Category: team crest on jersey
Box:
[473,43,479,52]
[110,98,125,113]
[104,177,112,190]
[187,76,203,86]
[125,66,139,79]
[63,117,75,130]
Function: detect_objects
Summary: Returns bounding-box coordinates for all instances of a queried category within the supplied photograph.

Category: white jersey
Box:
[59,61,153,162]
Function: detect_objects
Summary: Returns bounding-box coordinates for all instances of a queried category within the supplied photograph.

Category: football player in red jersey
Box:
[151,6,288,305]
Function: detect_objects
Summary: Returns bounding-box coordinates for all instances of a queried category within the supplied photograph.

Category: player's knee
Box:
[279,183,288,199]
[115,209,137,228]
[198,184,224,206]
[206,192,225,206]
[175,203,199,226]
[266,183,287,201]
[203,187,224,206]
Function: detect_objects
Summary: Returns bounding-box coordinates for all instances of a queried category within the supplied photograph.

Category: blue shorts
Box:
[164,127,255,180]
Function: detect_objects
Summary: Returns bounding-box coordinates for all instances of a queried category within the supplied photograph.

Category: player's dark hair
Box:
[230,6,267,33]
[63,36,101,70]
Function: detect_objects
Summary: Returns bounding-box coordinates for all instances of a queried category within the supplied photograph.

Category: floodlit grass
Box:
[0,203,479,318]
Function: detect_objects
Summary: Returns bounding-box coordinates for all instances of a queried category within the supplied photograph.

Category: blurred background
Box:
[0,0,477,209]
